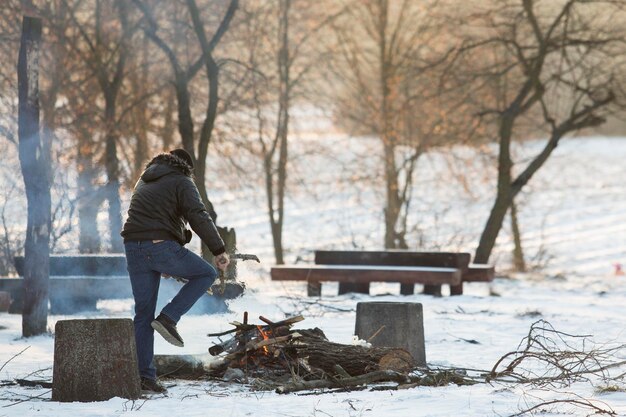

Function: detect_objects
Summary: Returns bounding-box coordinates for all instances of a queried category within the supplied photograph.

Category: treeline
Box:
[0,0,624,272]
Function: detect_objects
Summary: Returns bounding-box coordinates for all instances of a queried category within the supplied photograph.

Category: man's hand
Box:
[215,253,230,271]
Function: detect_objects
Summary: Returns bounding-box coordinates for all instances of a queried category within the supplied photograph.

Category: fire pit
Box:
[154,313,476,393]
[207,313,415,379]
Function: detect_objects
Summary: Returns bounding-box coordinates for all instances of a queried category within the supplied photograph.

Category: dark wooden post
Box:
[52,319,141,402]
[18,15,51,337]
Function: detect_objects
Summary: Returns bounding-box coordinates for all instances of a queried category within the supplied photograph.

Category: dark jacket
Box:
[121,153,225,256]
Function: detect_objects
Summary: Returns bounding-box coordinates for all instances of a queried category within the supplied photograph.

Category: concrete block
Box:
[355,302,426,366]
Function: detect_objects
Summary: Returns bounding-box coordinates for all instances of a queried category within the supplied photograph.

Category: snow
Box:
[1,136,626,416]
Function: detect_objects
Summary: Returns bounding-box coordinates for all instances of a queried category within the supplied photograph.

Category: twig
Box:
[0,347,30,374]
[2,390,51,408]
[509,398,616,416]
[367,326,386,343]
[15,379,53,389]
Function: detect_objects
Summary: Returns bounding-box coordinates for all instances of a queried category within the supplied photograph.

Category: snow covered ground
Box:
[1,136,625,416]
[2,275,626,416]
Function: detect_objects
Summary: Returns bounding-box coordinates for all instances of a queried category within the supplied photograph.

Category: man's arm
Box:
[177,177,226,256]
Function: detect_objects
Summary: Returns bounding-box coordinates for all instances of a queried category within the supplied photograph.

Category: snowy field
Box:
[1,136,626,416]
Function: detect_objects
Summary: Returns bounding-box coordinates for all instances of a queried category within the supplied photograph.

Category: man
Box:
[121,149,229,394]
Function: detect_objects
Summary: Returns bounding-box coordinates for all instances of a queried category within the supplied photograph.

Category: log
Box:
[52,319,141,402]
[288,330,414,377]
[154,353,217,379]
[276,369,409,394]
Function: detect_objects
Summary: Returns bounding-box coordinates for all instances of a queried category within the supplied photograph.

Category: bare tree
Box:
[60,0,137,253]
[133,0,238,258]
[329,0,457,249]
[18,15,51,337]
[227,0,341,264]
[449,0,626,263]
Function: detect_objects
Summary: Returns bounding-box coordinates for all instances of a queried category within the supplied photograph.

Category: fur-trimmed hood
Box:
[141,153,193,182]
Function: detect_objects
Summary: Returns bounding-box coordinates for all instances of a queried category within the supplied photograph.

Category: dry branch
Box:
[488,320,626,387]
[0,347,30,374]
[509,397,616,417]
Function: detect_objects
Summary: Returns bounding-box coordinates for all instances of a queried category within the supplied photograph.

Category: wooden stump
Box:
[355,302,426,366]
[52,319,140,402]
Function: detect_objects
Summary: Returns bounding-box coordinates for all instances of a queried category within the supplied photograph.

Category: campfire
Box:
[154,313,477,393]
[203,313,420,390]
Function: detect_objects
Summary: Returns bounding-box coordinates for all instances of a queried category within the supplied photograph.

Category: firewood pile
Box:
[202,313,471,393]
[155,313,478,393]
[207,313,413,379]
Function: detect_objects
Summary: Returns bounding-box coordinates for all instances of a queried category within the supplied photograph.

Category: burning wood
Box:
[154,312,481,393]
[206,313,416,384]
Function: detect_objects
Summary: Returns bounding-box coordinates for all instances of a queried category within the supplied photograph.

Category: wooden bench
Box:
[2,255,133,314]
[270,250,495,297]
[271,264,462,297]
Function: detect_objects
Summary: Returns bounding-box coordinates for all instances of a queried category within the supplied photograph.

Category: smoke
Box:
[5,254,230,315]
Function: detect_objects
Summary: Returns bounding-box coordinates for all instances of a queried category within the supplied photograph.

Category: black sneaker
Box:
[140,377,167,394]
[151,313,184,347]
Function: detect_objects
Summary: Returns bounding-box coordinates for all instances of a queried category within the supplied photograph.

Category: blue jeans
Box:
[124,240,217,380]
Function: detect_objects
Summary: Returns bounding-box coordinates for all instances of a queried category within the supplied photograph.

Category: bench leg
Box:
[338,283,370,295]
[422,284,442,297]
[307,281,322,297]
[400,284,415,295]
[450,282,463,296]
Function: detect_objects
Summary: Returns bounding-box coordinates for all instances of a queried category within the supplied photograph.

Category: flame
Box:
[257,325,271,355]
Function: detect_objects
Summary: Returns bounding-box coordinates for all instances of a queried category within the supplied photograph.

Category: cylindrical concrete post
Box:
[52,318,141,402]
[354,302,426,366]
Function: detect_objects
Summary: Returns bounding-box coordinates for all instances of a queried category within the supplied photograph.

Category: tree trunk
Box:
[77,161,102,253]
[18,16,50,337]
[383,142,402,249]
[474,193,511,264]
[267,0,291,265]
[510,200,526,272]
[176,77,196,159]
[475,114,514,264]
[132,33,150,177]
[161,89,176,150]
[104,93,124,253]
[377,1,403,250]
[197,55,227,260]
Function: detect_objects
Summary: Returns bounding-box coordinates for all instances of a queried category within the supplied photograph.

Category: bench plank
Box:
[14,255,127,276]
[271,265,461,286]
[315,250,471,295]
[315,251,471,269]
